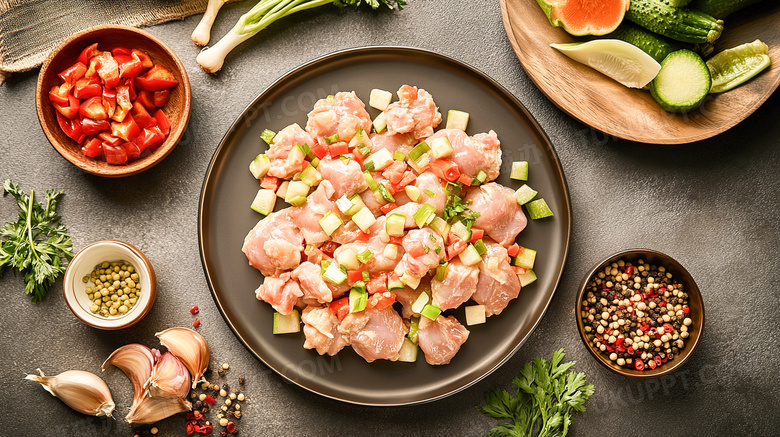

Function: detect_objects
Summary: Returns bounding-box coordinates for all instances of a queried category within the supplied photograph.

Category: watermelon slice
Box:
[536,0,630,36]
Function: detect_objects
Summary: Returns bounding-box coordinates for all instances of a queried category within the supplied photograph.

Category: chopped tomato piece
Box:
[80,138,102,157]
[380,202,397,215]
[459,173,473,186]
[430,159,460,182]
[446,235,468,260]
[73,76,101,99]
[110,113,140,142]
[56,112,84,143]
[153,109,170,136]
[328,141,348,157]
[79,96,108,120]
[131,49,153,70]
[58,62,87,84]
[329,298,350,322]
[131,101,157,129]
[310,142,327,159]
[54,95,80,119]
[347,270,364,284]
[137,91,156,110]
[153,89,170,107]
[389,236,404,245]
[98,132,123,147]
[103,143,128,165]
[366,273,387,295]
[48,84,71,106]
[102,89,116,119]
[320,241,339,257]
[260,175,280,191]
[382,161,407,184]
[77,43,99,65]
[470,228,484,243]
[397,170,416,188]
[81,118,110,136]
[135,126,165,151]
[121,142,141,160]
[407,242,427,258]
[135,64,178,92]
[507,244,521,257]
[367,291,396,310]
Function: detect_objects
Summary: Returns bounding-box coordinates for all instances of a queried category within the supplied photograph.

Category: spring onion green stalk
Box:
[197,0,406,73]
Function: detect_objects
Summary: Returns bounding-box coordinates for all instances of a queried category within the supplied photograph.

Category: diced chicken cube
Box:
[242,209,303,277]
[254,273,302,315]
[472,240,521,316]
[465,183,527,247]
[384,85,442,139]
[417,315,469,365]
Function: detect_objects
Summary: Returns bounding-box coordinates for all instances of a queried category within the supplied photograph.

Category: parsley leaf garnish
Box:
[443,183,480,230]
[478,349,595,437]
[0,179,73,302]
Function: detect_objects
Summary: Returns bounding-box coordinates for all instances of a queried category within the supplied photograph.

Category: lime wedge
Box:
[706,39,771,93]
[551,40,661,88]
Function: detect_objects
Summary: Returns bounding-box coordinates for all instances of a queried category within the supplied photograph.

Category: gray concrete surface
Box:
[1,1,778,436]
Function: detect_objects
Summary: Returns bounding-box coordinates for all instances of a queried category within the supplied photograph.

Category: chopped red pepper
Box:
[366,273,387,295]
[310,142,327,159]
[121,142,141,160]
[655,355,662,366]
[81,118,110,136]
[56,112,84,142]
[429,158,460,182]
[470,228,484,243]
[507,244,521,257]
[135,64,178,91]
[135,126,166,151]
[627,346,635,355]
[80,96,108,120]
[347,270,364,284]
[137,90,157,110]
[153,89,170,107]
[458,173,472,186]
[683,307,690,313]
[131,101,157,129]
[111,113,140,142]
[193,410,204,420]
[190,305,199,315]
[328,141,349,157]
[54,95,81,120]
[186,421,195,435]
[648,359,657,370]
[80,138,102,158]
[48,84,72,106]
[102,143,128,165]
[367,291,396,309]
[77,43,99,65]
[102,89,117,119]
[260,175,280,191]
[153,109,171,136]
[59,62,87,85]
[98,132,123,147]
[329,297,349,322]
[380,202,398,215]
[131,49,154,70]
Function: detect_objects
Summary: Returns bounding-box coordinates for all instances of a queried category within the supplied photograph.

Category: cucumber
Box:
[322,262,347,284]
[515,184,538,205]
[518,269,537,287]
[369,89,393,111]
[400,271,422,289]
[626,0,723,43]
[525,198,554,219]
[458,244,482,267]
[408,317,421,343]
[299,165,322,187]
[260,129,276,145]
[420,303,442,320]
[429,136,453,159]
[435,263,447,281]
[386,214,407,237]
[445,110,470,131]
[319,211,343,236]
[429,216,450,239]
[352,207,377,233]
[397,338,418,362]
[250,189,276,215]
[510,161,529,180]
[688,0,763,19]
[357,249,373,264]
[514,247,537,270]
[365,148,393,171]
[649,49,711,112]
[249,154,270,179]
[465,305,486,326]
[473,170,488,185]
[273,310,301,334]
[667,0,692,6]
[284,181,309,206]
[606,23,713,64]
[388,273,405,291]
[373,113,387,133]
[411,291,429,314]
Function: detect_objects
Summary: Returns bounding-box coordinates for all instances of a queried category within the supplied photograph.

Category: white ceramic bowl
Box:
[63,240,156,329]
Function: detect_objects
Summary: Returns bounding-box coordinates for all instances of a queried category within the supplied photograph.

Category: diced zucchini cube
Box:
[336,248,360,271]
[249,154,271,179]
[319,211,343,236]
[284,181,309,206]
[429,136,453,159]
[514,247,536,270]
[420,303,442,320]
[458,244,482,267]
[299,164,322,187]
[400,271,421,289]
[366,148,394,171]
[525,198,554,219]
[276,180,289,199]
[397,338,418,362]
[369,89,393,111]
[445,109,469,131]
[250,189,276,216]
[273,310,301,334]
[515,184,537,205]
[449,220,471,242]
[373,112,387,133]
[411,291,429,315]
[518,268,537,287]
[352,207,377,233]
[510,161,529,181]
[465,305,486,325]
[260,129,276,145]
[322,262,347,284]
[349,288,368,313]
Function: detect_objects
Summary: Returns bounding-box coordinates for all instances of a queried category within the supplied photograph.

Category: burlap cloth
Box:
[0,0,232,83]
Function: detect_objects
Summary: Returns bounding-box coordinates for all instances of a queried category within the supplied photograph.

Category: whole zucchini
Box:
[626,0,724,43]
[688,0,764,19]
[607,23,714,63]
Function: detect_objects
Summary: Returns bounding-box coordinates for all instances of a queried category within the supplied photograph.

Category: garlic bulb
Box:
[125,395,192,424]
[26,369,115,417]
[145,352,190,399]
[102,343,155,407]
[156,327,210,388]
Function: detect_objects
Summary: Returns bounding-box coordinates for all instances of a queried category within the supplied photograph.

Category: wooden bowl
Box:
[36,25,191,177]
[63,240,157,330]
[575,249,704,378]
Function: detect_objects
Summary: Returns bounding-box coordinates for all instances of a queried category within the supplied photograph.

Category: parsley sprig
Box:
[443,182,480,230]
[0,179,73,302]
[479,349,595,437]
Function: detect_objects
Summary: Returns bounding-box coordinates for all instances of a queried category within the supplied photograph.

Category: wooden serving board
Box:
[499,0,780,144]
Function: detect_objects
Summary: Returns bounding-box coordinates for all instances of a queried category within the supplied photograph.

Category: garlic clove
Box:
[156,327,210,389]
[102,343,154,407]
[125,395,192,424]
[145,352,190,399]
[26,369,115,417]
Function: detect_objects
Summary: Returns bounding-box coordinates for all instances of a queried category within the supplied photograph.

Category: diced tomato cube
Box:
[153,109,170,136]
[310,142,327,159]
[459,173,473,186]
[80,138,102,157]
[366,273,387,295]
[470,228,484,243]
[153,89,170,107]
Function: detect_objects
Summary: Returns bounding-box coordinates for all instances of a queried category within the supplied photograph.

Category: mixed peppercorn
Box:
[185,364,246,435]
[580,258,693,372]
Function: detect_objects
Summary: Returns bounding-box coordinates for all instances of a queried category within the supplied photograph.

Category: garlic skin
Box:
[25,369,115,417]
[125,395,192,424]
[145,352,190,399]
[156,327,210,388]
[102,343,155,407]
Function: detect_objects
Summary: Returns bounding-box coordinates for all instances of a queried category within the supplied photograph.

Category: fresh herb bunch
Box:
[479,349,595,437]
[0,179,73,302]
[443,182,480,230]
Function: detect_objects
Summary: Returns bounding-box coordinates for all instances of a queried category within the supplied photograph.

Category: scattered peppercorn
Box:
[193,319,201,327]
[191,305,200,315]
[238,376,245,385]
[580,258,692,372]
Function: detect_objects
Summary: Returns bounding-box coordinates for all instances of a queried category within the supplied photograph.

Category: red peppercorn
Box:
[186,422,196,435]
[190,305,199,314]
[648,359,657,370]
[627,346,635,355]
[226,422,237,433]
[655,355,662,366]
[663,323,674,333]
[683,307,690,313]
[635,360,644,371]
[193,410,204,421]
[204,395,217,405]
[193,319,201,327]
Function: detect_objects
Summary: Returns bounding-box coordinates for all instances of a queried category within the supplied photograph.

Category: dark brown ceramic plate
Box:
[198,47,571,405]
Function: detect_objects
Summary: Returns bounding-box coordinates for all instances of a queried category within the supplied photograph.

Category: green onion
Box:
[357,144,371,157]
[377,183,395,202]
[435,263,448,281]
[260,129,276,144]
[409,141,430,161]
[357,249,373,264]
[473,239,487,255]
[364,171,378,191]
[356,127,364,137]
[408,317,420,343]
[362,270,370,282]
[311,157,320,168]
[300,143,315,160]
[340,154,351,164]
[393,150,407,161]
[413,203,436,228]
[475,170,487,184]
[364,160,375,171]
[325,133,340,145]
[423,189,436,198]
[434,245,442,254]
[351,281,366,293]
[349,288,368,313]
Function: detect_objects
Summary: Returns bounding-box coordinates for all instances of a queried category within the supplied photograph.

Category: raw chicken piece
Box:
[384,85,442,139]
[425,129,502,180]
[401,228,445,277]
[348,306,406,362]
[330,220,364,245]
[394,276,430,318]
[473,240,521,316]
[316,156,368,199]
[266,123,314,179]
[359,189,385,216]
[243,209,303,277]
[333,217,403,273]
[291,180,338,245]
[254,273,302,315]
[292,262,347,305]
[465,183,527,247]
[302,306,349,356]
[306,92,372,145]
[431,258,479,310]
[369,131,415,155]
[338,311,370,339]
[384,202,420,229]
[417,315,470,365]
[414,171,446,214]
